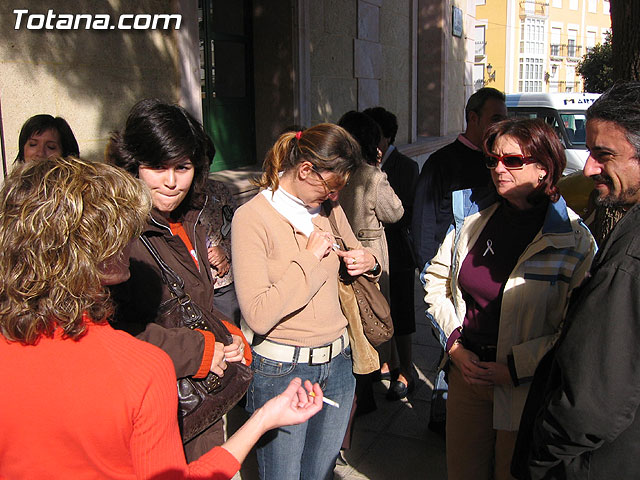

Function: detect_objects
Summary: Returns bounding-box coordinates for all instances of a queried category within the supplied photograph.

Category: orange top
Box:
[169,220,199,269]
[169,220,213,378]
[0,321,240,479]
[169,221,252,374]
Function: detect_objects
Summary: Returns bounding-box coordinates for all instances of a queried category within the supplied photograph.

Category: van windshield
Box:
[560,113,587,147]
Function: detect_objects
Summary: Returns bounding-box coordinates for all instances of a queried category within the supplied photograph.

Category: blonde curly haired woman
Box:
[0,156,324,478]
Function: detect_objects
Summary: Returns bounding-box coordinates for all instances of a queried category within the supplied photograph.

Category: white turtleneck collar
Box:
[261,185,321,237]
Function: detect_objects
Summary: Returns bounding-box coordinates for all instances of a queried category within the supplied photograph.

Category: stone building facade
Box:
[1,0,481,185]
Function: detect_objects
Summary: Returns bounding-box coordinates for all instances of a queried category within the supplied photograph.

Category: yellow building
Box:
[474,0,611,93]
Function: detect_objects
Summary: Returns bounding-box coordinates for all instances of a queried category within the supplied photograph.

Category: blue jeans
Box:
[246,341,355,480]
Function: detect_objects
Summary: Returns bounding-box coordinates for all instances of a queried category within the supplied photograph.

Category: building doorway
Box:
[199,0,256,171]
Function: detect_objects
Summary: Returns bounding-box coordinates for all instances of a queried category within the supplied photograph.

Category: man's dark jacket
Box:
[512,203,640,480]
[382,147,419,330]
[411,138,491,269]
[382,147,419,269]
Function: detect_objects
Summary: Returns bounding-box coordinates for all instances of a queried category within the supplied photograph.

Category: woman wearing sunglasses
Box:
[423,118,596,480]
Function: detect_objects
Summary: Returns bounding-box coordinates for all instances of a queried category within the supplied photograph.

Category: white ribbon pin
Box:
[483,239,495,257]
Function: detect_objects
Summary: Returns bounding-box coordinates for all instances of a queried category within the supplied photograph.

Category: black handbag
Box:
[140,235,253,443]
[324,204,394,347]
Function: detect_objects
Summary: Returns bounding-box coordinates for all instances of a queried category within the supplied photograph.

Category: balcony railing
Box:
[519,0,549,16]
[567,43,581,58]
[548,80,581,93]
[475,41,486,57]
[549,44,582,59]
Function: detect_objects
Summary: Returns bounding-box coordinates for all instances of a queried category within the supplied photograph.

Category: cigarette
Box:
[309,392,340,408]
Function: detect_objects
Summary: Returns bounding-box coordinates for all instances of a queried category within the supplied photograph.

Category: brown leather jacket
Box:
[111,202,214,379]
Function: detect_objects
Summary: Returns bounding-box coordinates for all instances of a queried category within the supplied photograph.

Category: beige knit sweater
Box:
[231,193,370,347]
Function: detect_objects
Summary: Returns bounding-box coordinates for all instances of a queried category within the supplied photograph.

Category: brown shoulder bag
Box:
[140,235,253,443]
[324,204,394,347]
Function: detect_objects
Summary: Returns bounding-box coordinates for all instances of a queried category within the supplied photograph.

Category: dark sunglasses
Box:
[485,153,536,170]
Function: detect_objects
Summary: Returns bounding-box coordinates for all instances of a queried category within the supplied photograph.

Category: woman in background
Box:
[364,106,421,401]
[202,178,242,326]
[0,156,324,479]
[338,110,403,303]
[15,114,79,163]
[338,110,405,407]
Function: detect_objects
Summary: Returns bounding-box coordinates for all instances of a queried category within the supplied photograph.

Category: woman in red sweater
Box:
[0,156,323,479]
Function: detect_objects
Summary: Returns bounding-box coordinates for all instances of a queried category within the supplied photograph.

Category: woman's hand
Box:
[448,343,492,385]
[208,246,230,277]
[257,378,324,431]
[220,378,324,464]
[306,231,334,261]
[210,341,228,376]
[224,334,246,364]
[335,248,376,276]
[476,361,512,385]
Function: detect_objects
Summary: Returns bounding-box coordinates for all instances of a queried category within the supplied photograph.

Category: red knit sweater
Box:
[0,321,240,479]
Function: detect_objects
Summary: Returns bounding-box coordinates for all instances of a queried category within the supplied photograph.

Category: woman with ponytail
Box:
[232,124,380,479]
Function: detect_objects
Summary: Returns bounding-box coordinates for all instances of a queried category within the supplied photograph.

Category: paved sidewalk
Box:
[229,277,447,480]
[333,313,447,480]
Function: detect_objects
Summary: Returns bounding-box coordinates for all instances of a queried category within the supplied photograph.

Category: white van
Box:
[506,93,600,175]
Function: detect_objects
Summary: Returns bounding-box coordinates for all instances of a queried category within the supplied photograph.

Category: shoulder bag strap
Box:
[139,234,193,307]
[140,234,230,337]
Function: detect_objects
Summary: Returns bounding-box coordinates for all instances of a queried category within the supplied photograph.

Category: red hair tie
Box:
[295,130,302,140]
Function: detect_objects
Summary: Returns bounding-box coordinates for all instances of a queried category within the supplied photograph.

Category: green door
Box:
[199,0,256,172]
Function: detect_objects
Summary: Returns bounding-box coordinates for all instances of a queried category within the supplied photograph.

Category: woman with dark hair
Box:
[232,124,379,479]
[198,136,242,326]
[338,111,402,314]
[0,156,324,479]
[423,118,596,480]
[338,111,405,402]
[202,179,241,325]
[15,114,79,163]
[364,106,421,401]
[107,99,250,461]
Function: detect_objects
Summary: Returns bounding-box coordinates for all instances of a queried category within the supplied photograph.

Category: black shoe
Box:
[386,379,415,401]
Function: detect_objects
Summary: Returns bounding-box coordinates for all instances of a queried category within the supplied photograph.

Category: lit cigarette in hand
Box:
[309,392,340,408]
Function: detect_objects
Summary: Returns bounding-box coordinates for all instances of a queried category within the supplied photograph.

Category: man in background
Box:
[412,87,507,270]
[412,87,507,434]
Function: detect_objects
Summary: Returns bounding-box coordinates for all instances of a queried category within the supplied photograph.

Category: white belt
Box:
[252,330,349,365]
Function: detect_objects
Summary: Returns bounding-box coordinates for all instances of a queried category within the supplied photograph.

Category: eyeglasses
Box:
[485,153,536,170]
[311,166,338,195]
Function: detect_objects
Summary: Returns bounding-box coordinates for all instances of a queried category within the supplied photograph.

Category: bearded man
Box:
[512,82,640,479]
